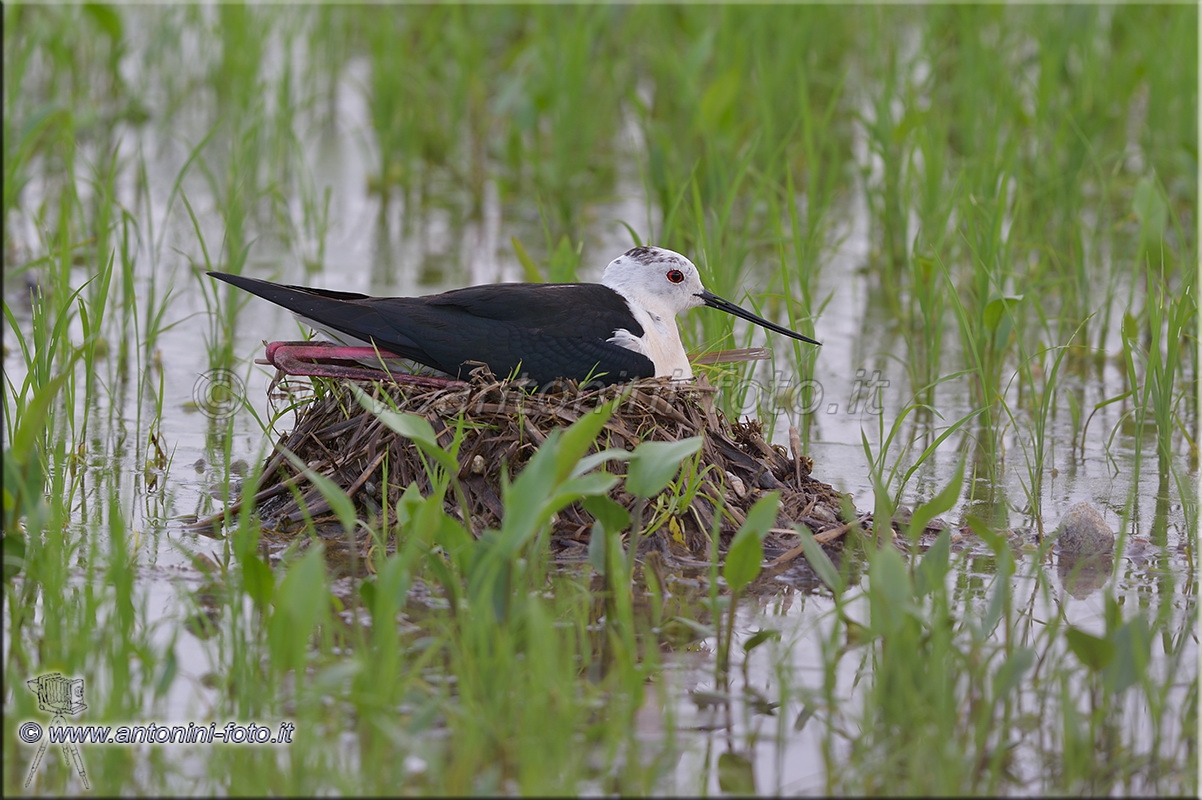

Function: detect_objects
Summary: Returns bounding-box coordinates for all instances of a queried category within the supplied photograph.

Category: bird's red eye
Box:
[667,269,685,284]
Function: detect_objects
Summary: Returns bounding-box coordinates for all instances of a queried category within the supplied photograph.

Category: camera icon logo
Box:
[28,673,87,716]
[24,672,90,790]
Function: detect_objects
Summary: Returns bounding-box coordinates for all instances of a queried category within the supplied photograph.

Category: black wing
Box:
[209,273,655,385]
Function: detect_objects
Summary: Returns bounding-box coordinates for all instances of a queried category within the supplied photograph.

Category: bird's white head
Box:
[601,246,706,316]
[600,245,823,348]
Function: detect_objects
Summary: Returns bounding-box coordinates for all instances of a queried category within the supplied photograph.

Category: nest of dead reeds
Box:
[232,374,862,565]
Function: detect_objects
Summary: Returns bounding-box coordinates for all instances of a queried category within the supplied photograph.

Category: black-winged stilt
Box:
[209,246,820,387]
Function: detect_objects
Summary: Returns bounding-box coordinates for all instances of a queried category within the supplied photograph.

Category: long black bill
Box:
[698,290,822,346]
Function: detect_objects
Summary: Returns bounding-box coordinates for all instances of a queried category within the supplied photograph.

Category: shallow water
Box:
[4,6,1195,795]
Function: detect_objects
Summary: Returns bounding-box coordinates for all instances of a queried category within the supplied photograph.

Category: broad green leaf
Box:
[717,751,756,795]
[740,491,781,538]
[375,408,439,449]
[393,483,426,530]
[724,528,763,594]
[1066,626,1116,672]
[501,402,615,531]
[582,494,631,533]
[1103,617,1151,694]
[268,547,329,672]
[867,545,912,636]
[983,295,1023,333]
[723,493,780,593]
[492,407,623,567]
[241,553,274,614]
[504,431,561,513]
[625,436,703,499]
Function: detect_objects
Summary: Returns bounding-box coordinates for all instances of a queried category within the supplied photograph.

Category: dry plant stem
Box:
[689,347,771,365]
[765,514,872,568]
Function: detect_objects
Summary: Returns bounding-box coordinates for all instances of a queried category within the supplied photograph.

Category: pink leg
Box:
[260,341,469,389]
[262,339,334,364]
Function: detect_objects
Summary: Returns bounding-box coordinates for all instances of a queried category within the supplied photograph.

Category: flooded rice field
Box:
[4,5,1196,795]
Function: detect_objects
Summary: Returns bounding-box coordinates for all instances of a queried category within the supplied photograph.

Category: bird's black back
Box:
[209,272,656,386]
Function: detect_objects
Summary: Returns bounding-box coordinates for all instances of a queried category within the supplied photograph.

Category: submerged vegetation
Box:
[3,4,1197,796]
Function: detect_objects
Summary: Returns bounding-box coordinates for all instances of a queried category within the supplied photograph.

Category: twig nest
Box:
[249,376,853,563]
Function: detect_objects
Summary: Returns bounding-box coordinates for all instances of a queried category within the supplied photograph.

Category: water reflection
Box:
[1057,552,1115,599]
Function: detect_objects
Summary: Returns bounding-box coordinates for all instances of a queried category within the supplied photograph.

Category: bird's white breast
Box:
[607,302,693,380]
